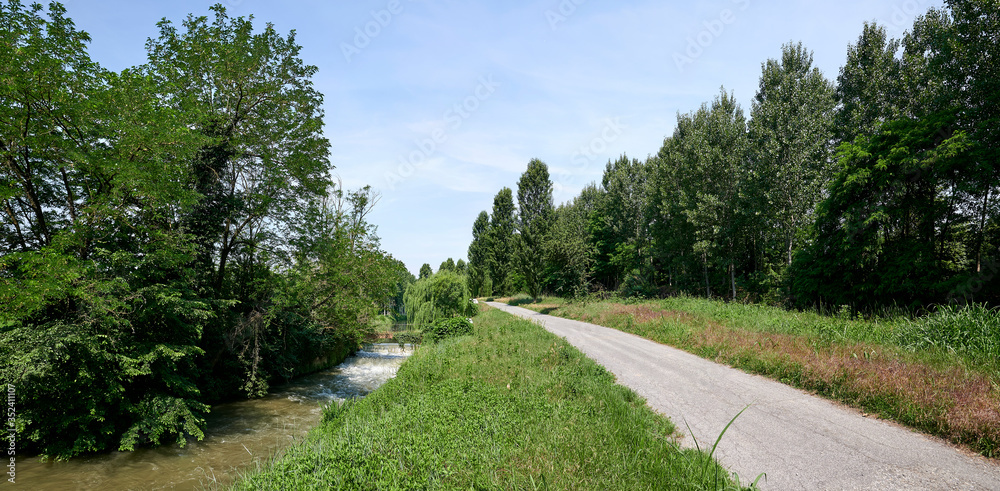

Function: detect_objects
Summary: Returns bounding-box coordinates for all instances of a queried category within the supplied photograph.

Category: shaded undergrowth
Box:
[230,307,750,490]
[513,296,1000,459]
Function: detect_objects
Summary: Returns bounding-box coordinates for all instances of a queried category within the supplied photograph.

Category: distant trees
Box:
[439,258,456,273]
[543,192,594,298]
[419,263,433,279]
[466,0,998,310]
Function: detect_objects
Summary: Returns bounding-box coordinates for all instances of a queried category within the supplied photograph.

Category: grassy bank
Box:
[229,307,749,490]
[503,295,1000,458]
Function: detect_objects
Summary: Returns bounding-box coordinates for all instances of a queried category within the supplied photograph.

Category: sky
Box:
[60,0,945,275]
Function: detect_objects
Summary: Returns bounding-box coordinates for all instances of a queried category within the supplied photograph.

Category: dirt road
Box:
[488,302,1000,490]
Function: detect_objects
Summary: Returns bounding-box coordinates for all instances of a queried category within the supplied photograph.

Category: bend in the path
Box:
[489,302,1000,490]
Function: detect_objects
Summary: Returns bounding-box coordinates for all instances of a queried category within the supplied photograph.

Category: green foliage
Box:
[748,42,836,273]
[487,188,517,296]
[467,211,492,297]
[0,2,400,458]
[418,263,433,279]
[466,2,999,314]
[515,159,555,299]
[543,196,594,298]
[589,155,651,293]
[404,271,476,326]
[790,110,974,309]
[834,22,903,145]
[422,317,473,343]
[439,257,456,273]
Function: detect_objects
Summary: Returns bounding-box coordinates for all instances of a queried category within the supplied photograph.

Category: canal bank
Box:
[13,344,413,490]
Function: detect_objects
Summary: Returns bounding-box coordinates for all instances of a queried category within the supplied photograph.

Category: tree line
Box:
[0,2,409,458]
[467,0,999,311]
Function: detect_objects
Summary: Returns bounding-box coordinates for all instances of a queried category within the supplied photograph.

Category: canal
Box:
[16,344,413,490]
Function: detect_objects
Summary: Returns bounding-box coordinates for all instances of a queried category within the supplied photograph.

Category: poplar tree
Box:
[748,42,836,268]
[516,159,554,299]
[487,188,516,295]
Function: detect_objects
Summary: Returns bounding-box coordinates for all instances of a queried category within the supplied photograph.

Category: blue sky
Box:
[62,0,943,275]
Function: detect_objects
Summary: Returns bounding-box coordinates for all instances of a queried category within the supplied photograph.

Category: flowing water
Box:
[14,344,413,490]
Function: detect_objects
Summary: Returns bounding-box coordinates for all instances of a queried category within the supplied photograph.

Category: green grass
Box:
[511,295,1000,458]
[229,307,750,490]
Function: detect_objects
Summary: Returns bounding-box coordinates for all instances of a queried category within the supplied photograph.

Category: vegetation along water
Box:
[14,344,412,489]
[232,307,751,490]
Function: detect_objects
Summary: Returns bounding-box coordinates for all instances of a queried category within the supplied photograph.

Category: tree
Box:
[543,197,594,298]
[419,263,433,279]
[674,89,749,299]
[467,210,492,296]
[934,0,1000,279]
[487,188,517,295]
[403,271,475,326]
[834,22,903,146]
[748,42,836,270]
[516,159,554,299]
[439,257,456,273]
[455,258,467,275]
[144,4,332,298]
[649,140,700,294]
[791,111,974,308]
[0,1,211,457]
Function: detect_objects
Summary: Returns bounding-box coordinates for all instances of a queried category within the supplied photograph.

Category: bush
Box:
[394,331,423,346]
[423,317,473,343]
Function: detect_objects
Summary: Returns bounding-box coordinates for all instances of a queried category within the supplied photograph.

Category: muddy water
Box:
[15,344,413,490]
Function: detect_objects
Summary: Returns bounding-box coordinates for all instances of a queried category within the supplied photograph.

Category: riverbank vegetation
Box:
[0,3,409,458]
[505,295,1000,457]
[467,0,998,312]
[231,306,751,490]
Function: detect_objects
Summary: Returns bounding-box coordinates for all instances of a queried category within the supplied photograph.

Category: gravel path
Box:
[488,302,1000,490]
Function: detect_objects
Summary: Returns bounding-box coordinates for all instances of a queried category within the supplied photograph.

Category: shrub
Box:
[423,317,473,343]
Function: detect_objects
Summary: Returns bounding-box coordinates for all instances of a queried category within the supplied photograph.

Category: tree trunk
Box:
[730,261,736,300]
[703,252,711,298]
[974,186,992,273]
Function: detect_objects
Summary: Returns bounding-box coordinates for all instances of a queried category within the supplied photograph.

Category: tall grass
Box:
[898,303,1000,362]
[230,308,750,490]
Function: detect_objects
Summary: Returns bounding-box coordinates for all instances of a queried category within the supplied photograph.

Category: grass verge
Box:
[507,296,1000,459]
[229,306,750,490]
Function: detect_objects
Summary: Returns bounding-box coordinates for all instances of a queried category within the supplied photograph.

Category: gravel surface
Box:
[489,302,1000,490]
